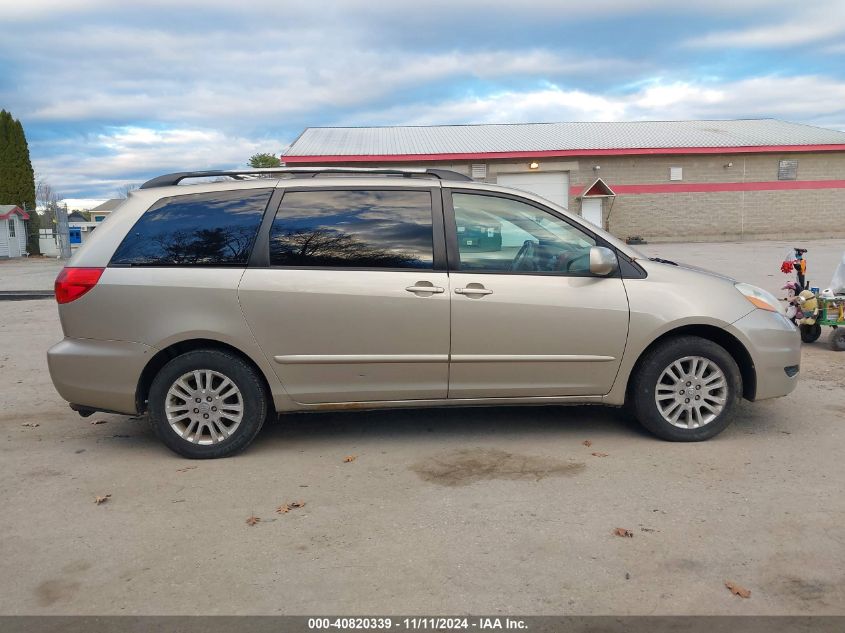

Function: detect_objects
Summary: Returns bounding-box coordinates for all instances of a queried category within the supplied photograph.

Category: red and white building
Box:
[283,119,845,242]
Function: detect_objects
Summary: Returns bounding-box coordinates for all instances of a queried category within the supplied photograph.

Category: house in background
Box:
[67,210,98,249]
[283,118,845,242]
[0,205,30,258]
[89,198,123,222]
[56,200,124,251]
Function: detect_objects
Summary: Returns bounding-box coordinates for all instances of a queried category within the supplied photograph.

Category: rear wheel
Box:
[630,336,742,441]
[829,327,845,352]
[148,349,268,458]
[800,323,822,343]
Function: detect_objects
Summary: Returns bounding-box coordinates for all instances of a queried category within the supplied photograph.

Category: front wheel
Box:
[148,349,268,459]
[630,336,742,441]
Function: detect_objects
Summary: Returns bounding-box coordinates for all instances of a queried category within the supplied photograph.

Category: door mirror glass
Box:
[589,246,618,276]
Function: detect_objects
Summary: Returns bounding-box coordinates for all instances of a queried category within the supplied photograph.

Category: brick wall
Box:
[292,152,845,242]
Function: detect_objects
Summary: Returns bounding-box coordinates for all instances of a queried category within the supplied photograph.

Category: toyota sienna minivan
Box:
[48,167,800,458]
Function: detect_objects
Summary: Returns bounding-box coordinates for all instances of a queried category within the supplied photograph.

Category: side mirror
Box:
[589,246,618,276]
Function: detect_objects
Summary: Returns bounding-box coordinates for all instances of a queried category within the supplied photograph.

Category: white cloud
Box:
[686,4,845,48]
[633,82,723,109]
[351,75,845,129]
[11,28,641,126]
[355,87,626,126]
[0,0,106,20]
[1,2,803,127]
[7,0,845,197]
[32,73,845,196]
[60,198,109,211]
[823,40,845,54]
[33,126,286,197]
[0,0,797,21]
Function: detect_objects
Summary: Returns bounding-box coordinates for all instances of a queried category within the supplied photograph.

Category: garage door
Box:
[496,171,569,208]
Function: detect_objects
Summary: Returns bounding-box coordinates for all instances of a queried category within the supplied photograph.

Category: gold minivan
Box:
[48,168,800,458]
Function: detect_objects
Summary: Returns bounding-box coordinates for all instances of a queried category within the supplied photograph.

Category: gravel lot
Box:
[0,257,62,291]
[1,241,844,615]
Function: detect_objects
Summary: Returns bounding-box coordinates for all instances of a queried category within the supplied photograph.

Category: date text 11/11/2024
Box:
[307,617,528,630]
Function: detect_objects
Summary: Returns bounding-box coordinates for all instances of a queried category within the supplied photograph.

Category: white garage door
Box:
[496,171,569,208]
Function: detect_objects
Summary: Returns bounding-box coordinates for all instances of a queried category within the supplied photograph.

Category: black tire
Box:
[829,327,845,352]
[800,323,822,343]
[630,336,742,442]
[148,349,268,459]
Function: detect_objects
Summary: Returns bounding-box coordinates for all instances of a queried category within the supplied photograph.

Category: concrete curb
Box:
[0,290,54,301]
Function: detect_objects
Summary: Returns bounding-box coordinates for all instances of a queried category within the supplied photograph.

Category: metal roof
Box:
[0,205,29,220]
[285,119,845,158]
[90,198,123,212]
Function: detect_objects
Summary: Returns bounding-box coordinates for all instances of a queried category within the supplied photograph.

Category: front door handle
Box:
[455,283,493,296]
[405,282,445,295]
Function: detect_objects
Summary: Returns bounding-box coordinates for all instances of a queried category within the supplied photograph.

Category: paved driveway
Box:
[0,241,843,615]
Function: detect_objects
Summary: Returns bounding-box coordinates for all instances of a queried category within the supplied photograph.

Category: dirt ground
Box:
[0,257,63,291]
[0,240,844,615]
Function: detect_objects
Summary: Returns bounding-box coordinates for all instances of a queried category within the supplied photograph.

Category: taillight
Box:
[55,267,105,304]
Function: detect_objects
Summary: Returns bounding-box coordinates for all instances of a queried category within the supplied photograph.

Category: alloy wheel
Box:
[654,356,727,429]
[165,370,244,444]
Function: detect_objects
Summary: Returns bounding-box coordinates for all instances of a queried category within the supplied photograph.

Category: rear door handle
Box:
[455,285,493,296]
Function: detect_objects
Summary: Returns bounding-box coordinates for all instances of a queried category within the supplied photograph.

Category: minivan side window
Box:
[269,190,434,269]
[451,192,596,274]
[110,189,271,266]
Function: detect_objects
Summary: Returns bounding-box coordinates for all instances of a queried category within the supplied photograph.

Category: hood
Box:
[635,255,737,283]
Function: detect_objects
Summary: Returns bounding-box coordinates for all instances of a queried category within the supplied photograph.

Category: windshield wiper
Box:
[649,257,678,266]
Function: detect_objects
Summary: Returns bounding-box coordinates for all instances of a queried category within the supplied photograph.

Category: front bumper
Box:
[729,309,801,401]
[47,337,156,415]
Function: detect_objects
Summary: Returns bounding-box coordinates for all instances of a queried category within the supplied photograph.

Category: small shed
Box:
[0,205,29,258]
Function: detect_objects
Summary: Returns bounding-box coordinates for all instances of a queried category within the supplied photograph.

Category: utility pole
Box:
[56,202,71,259]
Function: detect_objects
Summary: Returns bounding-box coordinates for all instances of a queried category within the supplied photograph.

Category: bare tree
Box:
[116,183,140,198]
[35,177,62,228]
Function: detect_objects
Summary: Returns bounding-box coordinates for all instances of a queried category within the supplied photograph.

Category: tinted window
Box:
[452,193,596,274]
[269,190,434,268]
[110,189,271,266]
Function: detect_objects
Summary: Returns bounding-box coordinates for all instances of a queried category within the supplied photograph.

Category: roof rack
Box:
[139,167,472,189]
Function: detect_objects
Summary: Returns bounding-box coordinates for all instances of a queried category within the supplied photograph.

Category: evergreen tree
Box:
[13,119,38,253]
[0,110,12,205]
[0,110,39,254]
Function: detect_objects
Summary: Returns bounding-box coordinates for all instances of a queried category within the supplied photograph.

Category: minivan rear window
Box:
[269,190,434,269]
[110,189,272,266]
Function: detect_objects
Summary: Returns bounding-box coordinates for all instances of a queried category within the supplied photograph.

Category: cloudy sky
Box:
[2,0,845,206]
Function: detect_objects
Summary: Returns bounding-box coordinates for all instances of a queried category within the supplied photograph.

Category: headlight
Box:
[735,282,783,314]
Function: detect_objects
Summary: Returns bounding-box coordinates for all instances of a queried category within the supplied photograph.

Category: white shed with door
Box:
[0,206,29,258]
